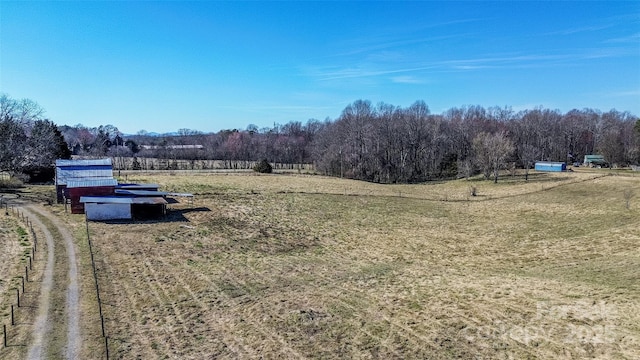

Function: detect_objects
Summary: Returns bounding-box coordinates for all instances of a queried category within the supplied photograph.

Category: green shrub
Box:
[0,175,23,189]
[253,159,273,173]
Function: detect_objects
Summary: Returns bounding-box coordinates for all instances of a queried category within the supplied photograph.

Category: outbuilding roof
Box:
[584,155,607,163]
[115,189,169,196]
[67,178,118,188]
[80,196,167,205]
[55,158,114,185]
[115,184,160,190]
[56,159,112,167]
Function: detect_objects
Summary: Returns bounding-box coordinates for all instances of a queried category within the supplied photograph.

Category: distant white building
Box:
[583,155,607,167]
[139,145,203,150]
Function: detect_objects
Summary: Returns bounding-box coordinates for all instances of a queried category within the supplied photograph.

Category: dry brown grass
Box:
[0,204,41,359]
[0,214,25,321]
[41,203,111,359]
[60,170,639,359]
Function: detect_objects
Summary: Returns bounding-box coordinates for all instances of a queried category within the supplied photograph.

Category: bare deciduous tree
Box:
[519,144,541,181]
[473,132,514,183]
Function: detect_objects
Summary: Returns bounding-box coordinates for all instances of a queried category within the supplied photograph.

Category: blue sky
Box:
[1,1,639,134]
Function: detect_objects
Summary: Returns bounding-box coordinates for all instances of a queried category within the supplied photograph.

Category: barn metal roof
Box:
[67,178,118,188]
[115,184,160,190]
[584,155,607,164]
[80,196,167,205]
[115,189,169,196]
[56,159,112,167]
[55,158,114,185]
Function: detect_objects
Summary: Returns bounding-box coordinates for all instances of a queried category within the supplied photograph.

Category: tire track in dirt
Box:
[238,255,427,357]
[111,263,160,357]
[106,257,252,359]
[160,259,306,359]
[24,205,81,360]
[153,258,261,358]
[21,207,55,360]
[138,259,189,357]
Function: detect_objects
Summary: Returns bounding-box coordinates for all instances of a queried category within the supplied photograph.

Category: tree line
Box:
[0,94,71,182]
[2,93,639,183]
[314,100,639,183]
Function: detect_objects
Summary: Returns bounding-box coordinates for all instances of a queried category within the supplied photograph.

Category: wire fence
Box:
[85,217,110,359]
[0,197,109,359]
[0,197,38,350]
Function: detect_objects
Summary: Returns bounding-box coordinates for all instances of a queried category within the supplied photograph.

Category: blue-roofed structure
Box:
[534,162,566,172]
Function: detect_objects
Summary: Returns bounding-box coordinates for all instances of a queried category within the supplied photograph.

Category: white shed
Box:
[80,196,167,220]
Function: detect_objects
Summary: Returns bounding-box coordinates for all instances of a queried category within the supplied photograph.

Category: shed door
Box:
[85,203,131,220]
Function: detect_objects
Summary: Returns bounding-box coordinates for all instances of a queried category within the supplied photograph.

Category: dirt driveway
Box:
[19,204,81,360]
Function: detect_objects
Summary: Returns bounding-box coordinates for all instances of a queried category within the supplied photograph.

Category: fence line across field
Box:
[0,205,38,350]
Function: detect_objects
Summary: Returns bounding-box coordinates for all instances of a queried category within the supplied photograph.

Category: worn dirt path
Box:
[22,204,81,360]
[20,206,55,360]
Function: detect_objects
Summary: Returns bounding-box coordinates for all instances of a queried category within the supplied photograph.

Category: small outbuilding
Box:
[67,178,118,214]
[80,196,168,221]
[583,155,607,168]
[535,162,567,172]
[55,159,114,203]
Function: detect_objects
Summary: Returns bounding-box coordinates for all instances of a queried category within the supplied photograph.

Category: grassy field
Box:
[54,170,640,358]
[0,214,28,323]
[0,199,40,359]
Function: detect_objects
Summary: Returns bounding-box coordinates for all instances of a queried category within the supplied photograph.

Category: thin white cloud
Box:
[305,54,552,81]
[390,76,423,84]
[603,89,640,98]
[307,44,638,83]
[605,32,640,43]
[333,33,472,58]
[217,103,332,113]
[307,64,441,81]
[551,24,614,35]
[451,65,493,70]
